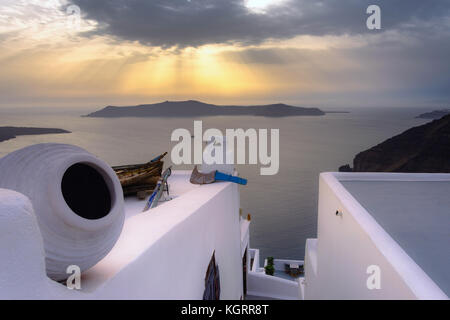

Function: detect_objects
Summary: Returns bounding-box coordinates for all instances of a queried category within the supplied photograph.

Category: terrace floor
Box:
[341,179,450,296]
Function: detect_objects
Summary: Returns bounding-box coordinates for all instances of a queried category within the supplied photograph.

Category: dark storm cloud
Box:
[67,0,450,47]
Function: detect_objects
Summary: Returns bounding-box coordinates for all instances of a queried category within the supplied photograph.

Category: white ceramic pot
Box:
[0,144,124,281]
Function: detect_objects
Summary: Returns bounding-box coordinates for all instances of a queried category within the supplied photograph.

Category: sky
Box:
[0,0,449,108]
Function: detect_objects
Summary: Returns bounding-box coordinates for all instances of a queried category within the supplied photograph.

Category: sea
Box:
[0,105,432,263]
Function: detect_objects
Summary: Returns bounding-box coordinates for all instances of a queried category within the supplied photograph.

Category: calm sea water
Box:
[0,106,431,262]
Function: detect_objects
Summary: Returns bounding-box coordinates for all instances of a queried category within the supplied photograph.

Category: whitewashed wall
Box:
[304,173,447,300]
[0,175,243,300]
[247,271,299,300]
[89,180,243,299]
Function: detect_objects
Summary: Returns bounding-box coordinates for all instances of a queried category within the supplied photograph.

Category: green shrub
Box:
[264,264,275,276]
[265,257,275,276]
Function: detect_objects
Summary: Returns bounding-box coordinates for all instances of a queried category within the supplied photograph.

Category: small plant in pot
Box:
[264,264,275,276]
[265,256,275,276]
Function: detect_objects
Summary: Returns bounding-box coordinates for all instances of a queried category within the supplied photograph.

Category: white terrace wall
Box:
[304,173,437,300]
[0,178,243,299]
[89,180,244,299]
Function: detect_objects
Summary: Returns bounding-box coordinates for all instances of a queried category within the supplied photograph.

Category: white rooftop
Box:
[304,172,450,300]
[339,174,450,297]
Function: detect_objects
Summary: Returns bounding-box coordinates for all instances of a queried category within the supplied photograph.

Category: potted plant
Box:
[265,256,275,276]
[264,264,274,276]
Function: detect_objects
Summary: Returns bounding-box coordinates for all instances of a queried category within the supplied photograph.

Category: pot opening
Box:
[61,163,112,220]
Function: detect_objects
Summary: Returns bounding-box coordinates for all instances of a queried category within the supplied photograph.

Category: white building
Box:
[301,172,449,300]
[0,169,249,299]
[248,172,449,300]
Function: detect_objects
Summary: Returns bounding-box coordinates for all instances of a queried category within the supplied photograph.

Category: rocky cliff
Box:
[340,114,450,173]
[415,109,450,120]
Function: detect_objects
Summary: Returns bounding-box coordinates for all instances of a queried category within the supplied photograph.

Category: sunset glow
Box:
[0,0,449,107]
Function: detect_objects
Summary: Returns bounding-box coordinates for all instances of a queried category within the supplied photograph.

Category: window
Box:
[203,252,220,300]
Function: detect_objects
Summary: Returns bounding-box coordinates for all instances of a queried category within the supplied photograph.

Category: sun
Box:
[245,0,286,13]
